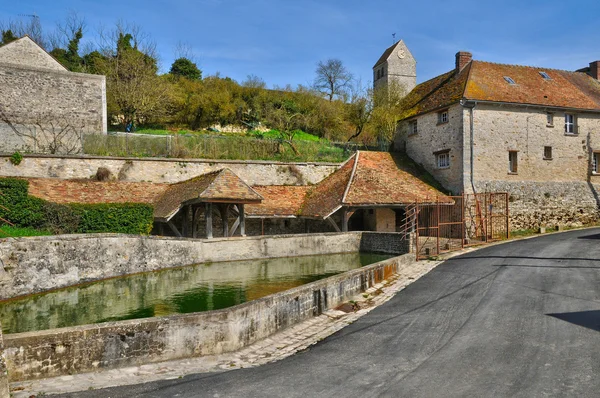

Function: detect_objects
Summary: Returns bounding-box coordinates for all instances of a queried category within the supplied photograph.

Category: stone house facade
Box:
[379,42,600,230]
[0,36,107,154]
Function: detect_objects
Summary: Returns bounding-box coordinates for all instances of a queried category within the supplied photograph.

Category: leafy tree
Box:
[170,57,201,80]
[1,29,17,45]
[313,58,353,101]
[49,27,83,71]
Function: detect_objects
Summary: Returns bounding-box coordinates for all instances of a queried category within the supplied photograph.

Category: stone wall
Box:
[373,40,416,94]
[0,155,339,185]
[0,324,7,398]
[0,37,64,71]
[359,232,411,254]
[0,62,107,153]
[3,254,412,382]
[395,103,465,194]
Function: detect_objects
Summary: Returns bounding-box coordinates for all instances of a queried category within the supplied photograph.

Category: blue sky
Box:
[3,0,600,88]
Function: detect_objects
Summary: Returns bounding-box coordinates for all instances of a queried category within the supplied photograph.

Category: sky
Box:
[3,0,600,89]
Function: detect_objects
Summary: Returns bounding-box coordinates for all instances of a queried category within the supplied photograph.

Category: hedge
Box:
[0,178,154,235]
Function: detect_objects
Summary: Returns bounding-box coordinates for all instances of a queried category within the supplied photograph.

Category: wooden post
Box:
[342,208,349,232]
[239,204,246,236]
[220,204,229,237]
[205,202,213,239]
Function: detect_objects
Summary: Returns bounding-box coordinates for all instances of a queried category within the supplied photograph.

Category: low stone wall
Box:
[0,233,370,301]
[476,181,600,230]
[0,325,8,398]
[3,254,414,382]
[359,232,411,254]
[0,154,339,185]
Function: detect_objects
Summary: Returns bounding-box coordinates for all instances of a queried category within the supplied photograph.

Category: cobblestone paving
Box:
[11,260,441,397]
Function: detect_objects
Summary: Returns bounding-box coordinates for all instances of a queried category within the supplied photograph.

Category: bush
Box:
[43,202,81,234]
[72,203,154,234]
[0,178,45,228]
[9,151,23,166]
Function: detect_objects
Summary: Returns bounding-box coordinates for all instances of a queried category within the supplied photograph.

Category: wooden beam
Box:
[167,220,182,237]
[239,204,246,236]
[326,217,341,232]
[219,204,230,237]
[205,202,213,239]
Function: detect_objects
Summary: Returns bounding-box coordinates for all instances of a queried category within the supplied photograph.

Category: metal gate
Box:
[414,193,509,260]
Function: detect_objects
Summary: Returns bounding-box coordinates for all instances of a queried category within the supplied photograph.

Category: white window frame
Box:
[436,152,450,169]
[546,112,554,127]
[565,113,577,134]
[438,110,449,124]
[593,152,600,174]
[508,151,518,173]
[409,120,418,135]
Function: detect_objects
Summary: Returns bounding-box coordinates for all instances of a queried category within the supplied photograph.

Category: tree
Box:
[346,81,373,142]
[313,58,353,101]
[370,81,406,149]
[49,27,83,71]
[1,29,17,45]
[0,15,46,48]
[170,57,201,80]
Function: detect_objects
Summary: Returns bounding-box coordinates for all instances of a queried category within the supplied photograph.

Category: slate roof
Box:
[301,151,450,219]
[374,41,400,68]
[399,59,600,121]
[246,186,312,218]
[153,168,263,221]
[26,178,168,204]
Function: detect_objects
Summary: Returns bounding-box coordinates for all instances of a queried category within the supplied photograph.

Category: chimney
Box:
[590,61,600,80]
[456,51,472,73]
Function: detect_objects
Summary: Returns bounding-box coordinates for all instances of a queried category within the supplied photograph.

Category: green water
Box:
[0,252,392,334]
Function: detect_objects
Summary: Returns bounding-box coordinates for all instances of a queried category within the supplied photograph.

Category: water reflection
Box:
[0,252,391,334]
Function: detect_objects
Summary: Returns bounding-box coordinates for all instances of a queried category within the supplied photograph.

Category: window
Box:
[565,113,577,134]
[546,112,554,127]
[436,152,450,168]
[543,146,552,160]
[594,153,600,174]
[508,151,518,173]
[409,120,418,135]
[503,76,516,85]
[438,110,449,124]
[539,71,552,80]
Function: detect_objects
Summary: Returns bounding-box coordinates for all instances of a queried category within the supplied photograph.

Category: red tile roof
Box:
[246,186,312,218]
[399,60,600,120]
[153,168,263,221]
[301,151,449,218]
[26,178,168,205]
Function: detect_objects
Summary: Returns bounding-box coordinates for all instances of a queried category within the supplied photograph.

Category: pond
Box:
[0,252,393,334]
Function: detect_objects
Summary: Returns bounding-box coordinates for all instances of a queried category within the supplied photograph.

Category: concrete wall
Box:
[0,325,7,398]
[0,155,339,185]
[396,103,465,194]
[3,254,412,382]
[0,233,372,301]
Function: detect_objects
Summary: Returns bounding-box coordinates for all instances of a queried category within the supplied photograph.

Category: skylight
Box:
[503,76,516,85]
[539,71,551,80]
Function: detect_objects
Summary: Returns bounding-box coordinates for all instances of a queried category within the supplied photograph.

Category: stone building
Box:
[379,42,600,229]
[372,40,416,94]
[0,36,107,154]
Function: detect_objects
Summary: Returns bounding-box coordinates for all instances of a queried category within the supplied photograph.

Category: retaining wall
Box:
[0,233,377,301]
[3,254,413,382]
[0,325,7,398]
[0,154,339,185]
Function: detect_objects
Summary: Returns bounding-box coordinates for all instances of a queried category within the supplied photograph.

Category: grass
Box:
[0,225,52,238]
[83,133,349,163]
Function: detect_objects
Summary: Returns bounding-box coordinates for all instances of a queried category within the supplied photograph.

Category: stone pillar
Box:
[0,323,9,398]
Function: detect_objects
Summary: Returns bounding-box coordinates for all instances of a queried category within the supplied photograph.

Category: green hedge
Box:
[0,178,154,235]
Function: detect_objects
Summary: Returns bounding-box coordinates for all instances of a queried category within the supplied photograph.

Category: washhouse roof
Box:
[399,60,600,121]
[153,168,263,221]
[301,151,450,219]
[246,185,313,218]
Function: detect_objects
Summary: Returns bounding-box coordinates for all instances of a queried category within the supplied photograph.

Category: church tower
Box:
[373,40,416,95]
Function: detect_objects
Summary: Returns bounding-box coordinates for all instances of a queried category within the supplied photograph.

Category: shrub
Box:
[0,178,45,228]
[95,167,112,181]
[43,202,81,234]
[9,151,23,166]
[71,203,154,234]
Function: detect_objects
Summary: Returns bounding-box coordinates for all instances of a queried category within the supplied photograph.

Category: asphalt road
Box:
[62,228,600,397]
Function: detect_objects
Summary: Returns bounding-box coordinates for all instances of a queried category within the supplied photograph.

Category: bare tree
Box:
[47,10,86,50]
[313,58,353,101]
[0,106,84,154]
[346,80,373,142]
[0,14,46,48]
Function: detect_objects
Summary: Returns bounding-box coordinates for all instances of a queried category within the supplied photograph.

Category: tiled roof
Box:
[26,178,168,205]
[400,59,600,121]
[154,168,263,220]
[301,151,449,218]
[246,186,312,218]
[464,61,600,110]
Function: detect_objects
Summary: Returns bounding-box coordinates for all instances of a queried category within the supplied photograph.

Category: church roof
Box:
[399,58,600,121]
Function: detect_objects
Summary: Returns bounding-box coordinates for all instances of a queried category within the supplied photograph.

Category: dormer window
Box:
[503,76,516,85]
[539,71,551,80]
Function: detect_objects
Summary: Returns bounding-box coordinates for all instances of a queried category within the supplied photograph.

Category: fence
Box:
[81,132,351,163]
[414,193,509,260]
